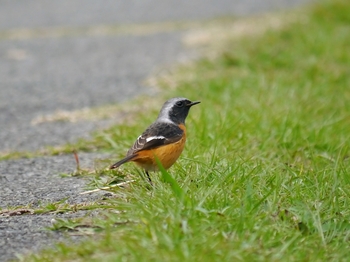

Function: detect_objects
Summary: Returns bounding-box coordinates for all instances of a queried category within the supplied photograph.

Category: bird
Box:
[109,97,200,183]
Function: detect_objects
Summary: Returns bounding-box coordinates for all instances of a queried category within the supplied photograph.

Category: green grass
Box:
[22,0,350,261]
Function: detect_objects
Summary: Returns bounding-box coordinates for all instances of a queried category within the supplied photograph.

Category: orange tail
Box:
[109,154,136,169]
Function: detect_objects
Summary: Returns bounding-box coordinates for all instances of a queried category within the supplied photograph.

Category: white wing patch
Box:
[146,136,166,142]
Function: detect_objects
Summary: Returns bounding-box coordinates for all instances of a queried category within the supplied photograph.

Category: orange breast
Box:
[132,124,186,171]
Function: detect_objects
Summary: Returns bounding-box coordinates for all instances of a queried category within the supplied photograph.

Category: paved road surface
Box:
[0,1,311,261]
[0,0,310,152]
[0,0,308,29]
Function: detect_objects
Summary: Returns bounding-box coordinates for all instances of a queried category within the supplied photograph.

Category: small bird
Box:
[110,97,200,183]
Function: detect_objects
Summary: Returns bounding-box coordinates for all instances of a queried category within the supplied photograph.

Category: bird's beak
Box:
[188,101,200,107]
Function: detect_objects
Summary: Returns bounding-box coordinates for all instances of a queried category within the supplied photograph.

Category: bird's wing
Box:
[127,122,184,156]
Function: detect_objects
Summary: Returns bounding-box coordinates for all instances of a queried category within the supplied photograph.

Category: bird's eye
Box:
[175,101,184,107]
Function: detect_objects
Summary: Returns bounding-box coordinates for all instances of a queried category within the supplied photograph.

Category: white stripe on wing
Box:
[145,136,166,142]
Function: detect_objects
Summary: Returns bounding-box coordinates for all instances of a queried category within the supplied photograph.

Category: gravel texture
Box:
[0,1,311,261]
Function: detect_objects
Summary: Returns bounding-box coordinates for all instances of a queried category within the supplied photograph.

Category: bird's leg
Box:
[145,171,153,186]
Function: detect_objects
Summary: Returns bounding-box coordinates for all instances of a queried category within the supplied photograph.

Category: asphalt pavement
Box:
[0,0,310,152]
[0,1,311,261]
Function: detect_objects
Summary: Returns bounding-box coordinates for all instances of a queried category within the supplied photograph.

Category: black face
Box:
[174,99,190,108]
[169,99,200,124]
